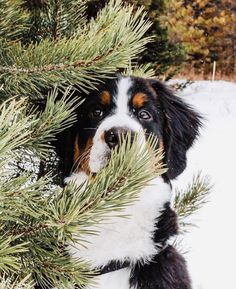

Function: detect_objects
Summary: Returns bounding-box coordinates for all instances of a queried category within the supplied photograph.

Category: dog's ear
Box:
[150,79,202,179]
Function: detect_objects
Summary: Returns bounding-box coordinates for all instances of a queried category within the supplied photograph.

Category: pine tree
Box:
[0,0,210,288]
[128,0,187,80]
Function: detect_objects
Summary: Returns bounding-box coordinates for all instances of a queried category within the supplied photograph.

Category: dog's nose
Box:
[104,127,132,149]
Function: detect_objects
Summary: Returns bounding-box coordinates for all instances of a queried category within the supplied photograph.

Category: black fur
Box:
[150,79,202,179]
[130,245,191,289]
[153,202,178,246]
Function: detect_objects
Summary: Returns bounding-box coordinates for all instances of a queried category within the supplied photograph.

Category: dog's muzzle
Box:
[89,114,145,173]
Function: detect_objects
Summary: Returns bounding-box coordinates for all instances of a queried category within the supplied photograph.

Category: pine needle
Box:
[174,173,211,231]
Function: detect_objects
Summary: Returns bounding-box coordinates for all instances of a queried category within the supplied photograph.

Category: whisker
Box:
[83,128,96,130]
[72,151,88,171]
[71,144,93,173]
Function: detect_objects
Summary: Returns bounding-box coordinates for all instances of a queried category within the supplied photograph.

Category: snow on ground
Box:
[171,80,236,289]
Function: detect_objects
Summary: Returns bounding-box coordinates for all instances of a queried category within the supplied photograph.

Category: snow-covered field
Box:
[172,80,236,289]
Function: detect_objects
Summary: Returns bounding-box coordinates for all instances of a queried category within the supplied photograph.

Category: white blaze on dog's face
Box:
[66,75,201,181]
[89,77,146,173]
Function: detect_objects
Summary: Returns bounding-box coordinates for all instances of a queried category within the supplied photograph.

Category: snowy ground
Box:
[171,80,236,289]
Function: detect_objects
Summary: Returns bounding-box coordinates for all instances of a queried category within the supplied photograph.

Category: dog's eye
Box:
[89,107,104,119]
[138,110,152,120]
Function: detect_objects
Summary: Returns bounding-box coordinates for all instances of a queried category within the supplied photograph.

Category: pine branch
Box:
[0,52,114,74]
[0,153,91,286]
[0,0,152,98]
[0,87,80,159]
[174,173,211,231]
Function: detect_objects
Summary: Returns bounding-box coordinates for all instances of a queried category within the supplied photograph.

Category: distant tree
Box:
[164,0,236,76]
[127,0,187,80]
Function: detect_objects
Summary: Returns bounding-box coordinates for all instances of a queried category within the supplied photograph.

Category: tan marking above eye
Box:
[132,93,147,108]
[101,91,111,106]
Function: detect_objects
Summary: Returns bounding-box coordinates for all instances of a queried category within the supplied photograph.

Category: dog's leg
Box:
[130,245,192,289]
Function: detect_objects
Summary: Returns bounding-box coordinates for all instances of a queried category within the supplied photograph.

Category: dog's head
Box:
[57,76,201,180]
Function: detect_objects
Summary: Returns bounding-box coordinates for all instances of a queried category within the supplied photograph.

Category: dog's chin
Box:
[89,156,110,176]
[89,144,111,175]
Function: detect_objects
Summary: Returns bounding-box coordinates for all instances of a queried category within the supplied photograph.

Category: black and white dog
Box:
[55,75,201,289]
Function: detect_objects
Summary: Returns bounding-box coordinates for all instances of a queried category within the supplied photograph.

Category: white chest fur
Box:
[67,175,171,288]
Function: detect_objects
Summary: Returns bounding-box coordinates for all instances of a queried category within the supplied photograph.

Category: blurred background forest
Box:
[89,0,236,81]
